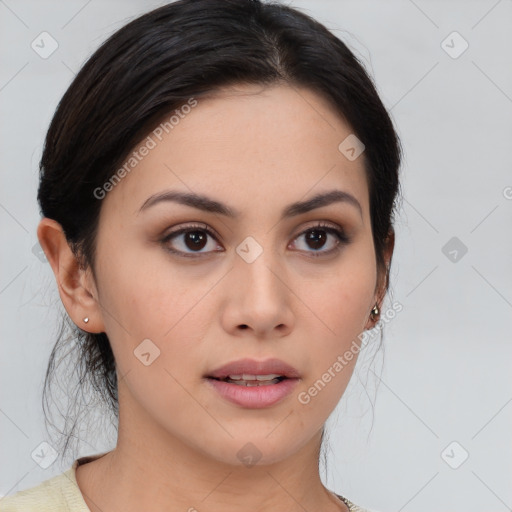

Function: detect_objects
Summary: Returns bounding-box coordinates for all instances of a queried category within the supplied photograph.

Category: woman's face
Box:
[85,83,388,466]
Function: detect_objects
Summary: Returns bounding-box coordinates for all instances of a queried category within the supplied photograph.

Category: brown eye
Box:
[182,230,208,251]
[291,223,350,257]
[161,223,223,258]
[304,229,328,250]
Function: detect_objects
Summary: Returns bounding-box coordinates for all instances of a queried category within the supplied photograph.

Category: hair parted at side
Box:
[38,0,402,460]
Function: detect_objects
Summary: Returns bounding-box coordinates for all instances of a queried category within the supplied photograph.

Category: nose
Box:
[221,246,295,339]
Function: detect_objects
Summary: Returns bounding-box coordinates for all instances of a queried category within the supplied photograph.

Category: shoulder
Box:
[0,466,88,512]
[1,451,111,511]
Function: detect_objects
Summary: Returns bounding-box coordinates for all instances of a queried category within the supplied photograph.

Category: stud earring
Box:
[370,304,379,318]
[83,317,89,323]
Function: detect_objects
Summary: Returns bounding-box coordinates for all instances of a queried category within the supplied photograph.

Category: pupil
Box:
[306,229,326,250]
[185,231,207,251]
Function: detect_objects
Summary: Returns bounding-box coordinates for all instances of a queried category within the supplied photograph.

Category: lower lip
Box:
[205,378,299,408]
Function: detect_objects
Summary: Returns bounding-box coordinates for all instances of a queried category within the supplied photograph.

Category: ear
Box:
[37,217,105,333]
[365,228,395,330]
[378,227,395,300]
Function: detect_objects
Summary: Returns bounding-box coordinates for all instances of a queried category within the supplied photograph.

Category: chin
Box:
[203,433,310,469]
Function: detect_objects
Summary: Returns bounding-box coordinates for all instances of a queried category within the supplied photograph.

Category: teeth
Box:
[231,379,280,386]
[227,373,282,381]
[217,373,284,386]
[255,374,282,381]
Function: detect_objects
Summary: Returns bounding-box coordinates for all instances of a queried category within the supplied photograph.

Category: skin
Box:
[38,83,394,512]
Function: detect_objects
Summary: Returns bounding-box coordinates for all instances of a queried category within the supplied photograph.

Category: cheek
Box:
[92,238,199,375]
[301,248,376,339]
[296,243,376,396]
[95,259,207,411]
[96,234,209,333]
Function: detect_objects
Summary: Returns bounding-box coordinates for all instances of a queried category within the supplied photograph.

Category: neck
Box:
[75,389,346,512]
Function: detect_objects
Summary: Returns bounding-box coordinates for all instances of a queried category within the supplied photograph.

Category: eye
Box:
[290,222,350,257]
[161,221,350,259]
[161,223,223,258]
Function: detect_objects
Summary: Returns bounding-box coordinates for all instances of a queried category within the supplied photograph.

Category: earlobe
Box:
[363,302,380,331]
[36,217,104,333]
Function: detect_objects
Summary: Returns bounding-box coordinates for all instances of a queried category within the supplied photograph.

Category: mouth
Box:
[205,357,301,381]
[204,358,301,408]
[208,374,288,386]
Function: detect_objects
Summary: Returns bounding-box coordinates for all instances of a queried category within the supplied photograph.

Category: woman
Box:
[1,0,401,510]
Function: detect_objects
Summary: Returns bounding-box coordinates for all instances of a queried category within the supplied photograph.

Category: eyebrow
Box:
[138,189,362,220]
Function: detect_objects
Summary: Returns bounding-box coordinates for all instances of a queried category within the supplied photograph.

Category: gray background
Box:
[1,1,511,510]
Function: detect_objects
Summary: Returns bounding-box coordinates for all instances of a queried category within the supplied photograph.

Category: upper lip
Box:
[206,358,301,379]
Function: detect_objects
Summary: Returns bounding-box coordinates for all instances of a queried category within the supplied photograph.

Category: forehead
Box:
[101,83,369,219]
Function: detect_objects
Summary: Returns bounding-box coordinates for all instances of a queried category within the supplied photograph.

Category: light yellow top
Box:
[0,452,373,512]
[0,453,103,512]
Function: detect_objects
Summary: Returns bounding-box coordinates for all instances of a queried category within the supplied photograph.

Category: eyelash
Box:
[160,221,350,259]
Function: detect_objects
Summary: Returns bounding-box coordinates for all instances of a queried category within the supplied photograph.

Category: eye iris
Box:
[185,230,208,251]
[306,229,327,250]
